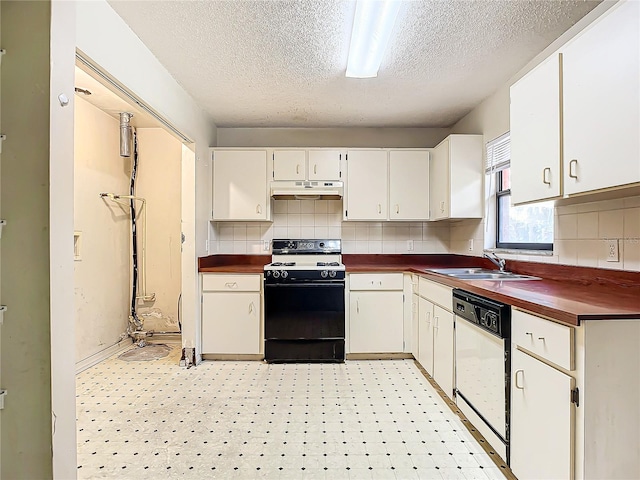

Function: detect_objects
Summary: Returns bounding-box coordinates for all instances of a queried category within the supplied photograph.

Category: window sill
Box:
[487,248,554,257]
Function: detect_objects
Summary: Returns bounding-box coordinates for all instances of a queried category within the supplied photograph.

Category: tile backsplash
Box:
[210,196,640,272]
[212,200,450,255]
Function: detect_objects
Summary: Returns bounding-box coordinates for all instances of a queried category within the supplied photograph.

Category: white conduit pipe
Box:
[99,193,155,302]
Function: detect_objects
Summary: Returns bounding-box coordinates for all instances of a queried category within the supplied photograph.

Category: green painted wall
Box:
[1,1,54,478]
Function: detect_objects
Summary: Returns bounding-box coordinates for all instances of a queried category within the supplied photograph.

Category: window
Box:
[487,133,554,251]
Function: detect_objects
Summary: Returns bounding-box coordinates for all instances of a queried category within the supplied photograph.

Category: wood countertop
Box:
[198,254,640,326]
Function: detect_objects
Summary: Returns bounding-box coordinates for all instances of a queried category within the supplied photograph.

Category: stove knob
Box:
[273,270,280,279]
[329,270,336,278]
[266,271,271,277]
[321,270,329,278]
[281,270,288,279]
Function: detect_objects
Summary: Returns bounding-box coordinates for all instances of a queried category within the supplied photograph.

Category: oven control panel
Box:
[272,239,341,254]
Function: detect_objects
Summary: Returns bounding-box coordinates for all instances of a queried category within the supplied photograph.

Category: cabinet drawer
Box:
[202,274,261,292]
[418,277,453,311]
[512,309,574,370]
[349,273,403,291]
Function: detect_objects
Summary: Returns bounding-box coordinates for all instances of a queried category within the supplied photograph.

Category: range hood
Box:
[271,180,343,200]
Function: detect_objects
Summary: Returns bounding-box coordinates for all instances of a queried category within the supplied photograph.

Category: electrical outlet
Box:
[606,239,620,262]
[407,240,414,251]
[263,240,270,251]
[468,239,474,251]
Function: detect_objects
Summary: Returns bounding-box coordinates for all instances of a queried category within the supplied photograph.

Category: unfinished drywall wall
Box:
[136,128,182,332]
[74,97,130,363]
[1,2,53,478]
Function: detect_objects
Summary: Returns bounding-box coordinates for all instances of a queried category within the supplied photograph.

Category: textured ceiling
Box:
[108,0,600,128]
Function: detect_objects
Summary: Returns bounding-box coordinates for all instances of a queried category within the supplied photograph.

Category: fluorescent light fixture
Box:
[346,0,401,78]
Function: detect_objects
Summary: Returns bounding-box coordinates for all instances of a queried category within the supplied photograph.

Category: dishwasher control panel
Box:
[452,289,511,339]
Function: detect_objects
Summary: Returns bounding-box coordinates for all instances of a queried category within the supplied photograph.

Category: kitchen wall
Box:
[136,128,182,332]
[214,199,451,254]
[74,97,130,364]
[217,127,450,148]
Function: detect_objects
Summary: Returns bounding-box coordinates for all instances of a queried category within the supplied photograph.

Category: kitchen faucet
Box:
[483,252,506,272]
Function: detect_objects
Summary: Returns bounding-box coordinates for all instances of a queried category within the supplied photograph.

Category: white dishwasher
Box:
[453,289,511,464]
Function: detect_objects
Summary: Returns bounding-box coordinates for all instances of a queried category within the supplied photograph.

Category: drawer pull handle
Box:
[249,302,254,314]
[377,204,382,214]
[296,164,300,175]
[357,300,360,314]
[515,369,525,389]
[395,204,399,214]
[569,159,578,179]
[525,332,533,337]
[434,316,439,330]
[314,164,317,175]
[256,204,262,214]
[538,337,545,342]
[426,312,431,325]
[225,282,238,289]
[543,167,551,185]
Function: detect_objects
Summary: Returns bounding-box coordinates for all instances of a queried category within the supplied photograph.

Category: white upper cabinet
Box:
[389,150,430,220]
[308,150,342,181]
[345,150,388,220]
[510,0,640,204]
[429,135,483,220]
[273,150,306,181]
[273,149,342,181]
[212,150,270,221]
[562,0,640,196]
[510,53,562,205]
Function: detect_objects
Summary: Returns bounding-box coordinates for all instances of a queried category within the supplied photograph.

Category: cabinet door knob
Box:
[543,167,551,185]
[515,369,525,389]
[569,159,578,179]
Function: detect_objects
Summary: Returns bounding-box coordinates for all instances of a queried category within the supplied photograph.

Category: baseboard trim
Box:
[346,353,414,360]
[76,338,133,374]
[202,353,264,361]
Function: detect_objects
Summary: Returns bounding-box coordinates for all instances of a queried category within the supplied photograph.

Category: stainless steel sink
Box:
[425,268,540,281]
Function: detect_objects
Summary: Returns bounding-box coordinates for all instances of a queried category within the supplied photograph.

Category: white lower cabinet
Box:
[201,274,261,355]
[510,308,640,480]
[416,277,454,397]
[511,347,574,480]
[348,273,404,353]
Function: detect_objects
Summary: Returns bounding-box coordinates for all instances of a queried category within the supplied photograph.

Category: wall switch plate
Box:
[468,239,474,251]
[263,240,270,251]
[606,239,620,262]
[407,240,414,251]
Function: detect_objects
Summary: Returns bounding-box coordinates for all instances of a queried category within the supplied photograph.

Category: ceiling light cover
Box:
[346,0,401,78]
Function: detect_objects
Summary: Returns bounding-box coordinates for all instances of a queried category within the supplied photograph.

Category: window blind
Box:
[485,132,510,174]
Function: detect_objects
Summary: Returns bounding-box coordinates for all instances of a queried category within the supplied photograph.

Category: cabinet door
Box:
[212,150,269,220]
[389,150,429,220]
[563,1,640,196]
[273,150,306,181]
[308,150,342,181]
[432,305,454,397]
[511,348,574,480]
[202,292,261,354]
[345,150,388,220]
[510,54,562,204]
[418,297,434,375]
[411,293,420,359]
[429,139,450,220]
[349,291,404,353]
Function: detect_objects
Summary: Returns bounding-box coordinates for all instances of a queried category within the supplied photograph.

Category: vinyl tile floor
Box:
[76,345,508,479]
